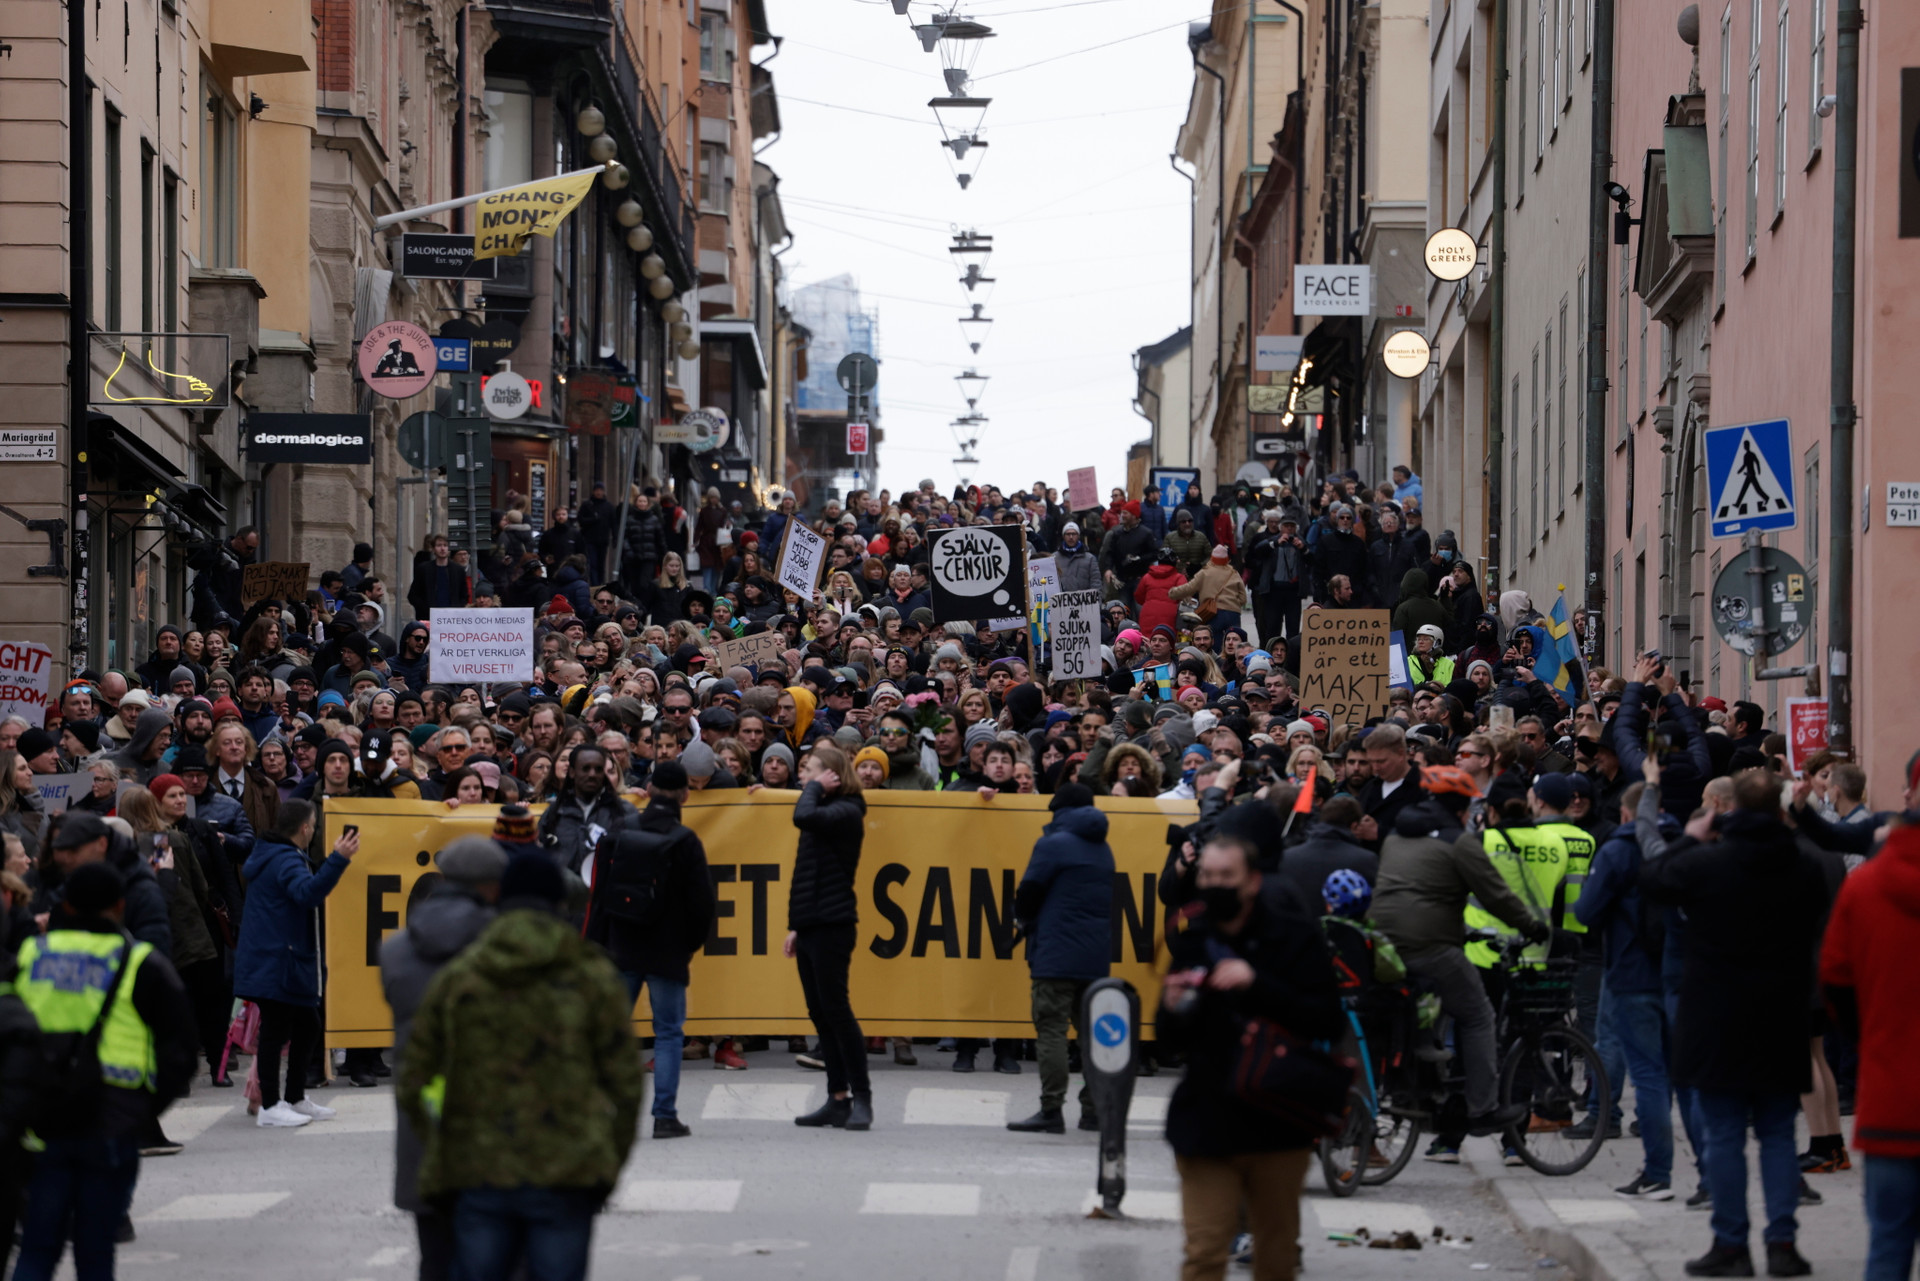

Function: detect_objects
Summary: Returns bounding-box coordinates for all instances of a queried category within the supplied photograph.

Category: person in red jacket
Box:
[1133,553,1187,635]
[1819,766,1920,1281]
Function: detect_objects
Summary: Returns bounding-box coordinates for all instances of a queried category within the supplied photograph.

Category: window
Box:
[1542,326,1553,525]
[1804,445,1819,661]
[1717,5,1732,303]
[1808,0,1826,155]
[1530,347,1541,544]
[1518,15,1529,196]
[162,171,179,365]
[103,109,122,330]
[1511,377,1522,563]
[484,82,533,191]
[1557,297,1569,516]
[698,142,729,212]
[1617,243,1630,444]
[1575,266,1586,488]
[699,12,727,79]
[1552,0,1563,123]
[1634,553,1647,657]
[1585,0,1594,59]
[1774,1,1790,213]
[1612,552,1624,669]
[200,77,238,267]
[1536,0,1548,159]
[1745,0,1761,260]
[1637,295,1648,419]
[140,142,155,333]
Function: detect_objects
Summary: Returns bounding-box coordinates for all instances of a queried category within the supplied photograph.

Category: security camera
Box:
[1603,182,1632,206]
[1815,94,1839,118]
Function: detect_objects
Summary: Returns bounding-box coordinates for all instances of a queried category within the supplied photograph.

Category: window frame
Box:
[103,107,122,330]
[1773,0,1789,217]
[1807,0,1825,159]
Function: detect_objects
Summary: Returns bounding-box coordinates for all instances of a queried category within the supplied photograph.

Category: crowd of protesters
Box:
[2,465,1915,1281]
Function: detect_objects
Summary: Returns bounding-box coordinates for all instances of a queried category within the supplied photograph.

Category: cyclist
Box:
[1373,766,1547,1152]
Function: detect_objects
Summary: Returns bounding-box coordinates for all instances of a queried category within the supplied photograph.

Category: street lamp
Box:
[942,134,991,189]
[954,368,989,409]
[958,303,993,353]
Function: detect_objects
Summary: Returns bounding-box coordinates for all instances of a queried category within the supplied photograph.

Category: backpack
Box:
[596,828,678,928]
[27,937,132,1138]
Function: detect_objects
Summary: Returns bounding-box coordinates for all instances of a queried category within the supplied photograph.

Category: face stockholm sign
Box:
[1293,264,1374,316]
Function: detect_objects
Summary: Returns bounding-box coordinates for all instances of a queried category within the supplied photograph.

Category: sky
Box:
[764,0,1198,498]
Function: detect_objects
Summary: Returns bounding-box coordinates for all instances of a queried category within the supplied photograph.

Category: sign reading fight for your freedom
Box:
[1299,608,1392,726]
[429,609,535,683]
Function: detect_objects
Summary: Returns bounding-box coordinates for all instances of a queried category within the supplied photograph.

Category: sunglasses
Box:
[441,742,469,753]
[663,706,692,716]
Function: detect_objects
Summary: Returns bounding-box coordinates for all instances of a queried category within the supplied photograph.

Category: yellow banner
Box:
[472,170,601,261]
[322,792,1196,1046]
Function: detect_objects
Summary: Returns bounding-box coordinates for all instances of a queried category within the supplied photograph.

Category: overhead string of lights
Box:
[881,3,1003,480]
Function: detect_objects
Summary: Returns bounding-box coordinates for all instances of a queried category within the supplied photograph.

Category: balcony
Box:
[208,0,309,76]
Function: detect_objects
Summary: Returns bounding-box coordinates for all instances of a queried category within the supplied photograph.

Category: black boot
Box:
[1078,1110,1101,1132]
[795,1096,852,1128]
[1006,1108,1065,1134]
[846,1093,873,1131]
[992,1053,1022,1075]
[1765,1244,1811,1278]
[951,1049,977,1073]
[1684,1243,1755,1278]
[652,1117,692,1139]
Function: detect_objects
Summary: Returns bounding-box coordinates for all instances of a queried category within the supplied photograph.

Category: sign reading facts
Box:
[710,629,788,672]
[241,561,310,608]
[1299,608,1392,726]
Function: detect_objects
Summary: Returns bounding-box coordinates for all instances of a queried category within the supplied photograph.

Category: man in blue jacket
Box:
[1575,780,1679,1200]
[1007,783,1115,1135]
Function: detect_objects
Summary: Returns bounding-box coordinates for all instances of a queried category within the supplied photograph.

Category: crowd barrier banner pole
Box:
[322,791,1198,1045]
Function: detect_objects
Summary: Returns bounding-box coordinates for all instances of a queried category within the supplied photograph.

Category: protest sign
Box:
[0,641,53,727]
[1026,556,1059,657]
[775,521,829,601]
[34,772,95,815]
[241,561,310,607]
[1049,588,1102,681]
[1065,467,1099,512]
[711,629,787,672]
[927,525,1026,624]
[1784,697,1830,776]
[1299,608,1392,725]
[429,609,534,683]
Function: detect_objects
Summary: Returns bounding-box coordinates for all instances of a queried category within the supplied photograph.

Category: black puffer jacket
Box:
[786,783,866,930]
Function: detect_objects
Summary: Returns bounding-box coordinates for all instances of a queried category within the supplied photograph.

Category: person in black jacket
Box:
[1159,830,1342,1281]
[1310,504,1372,605]
[1640,771,1831,1279]
[1267,795,1379,917]
[619,490,666,606]
[1354,725,1425,850]
[584,761,713,1140]
[576,483,616,583]
[783,744,872,1131]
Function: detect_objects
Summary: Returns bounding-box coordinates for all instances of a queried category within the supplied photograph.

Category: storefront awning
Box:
[700,320,769,390]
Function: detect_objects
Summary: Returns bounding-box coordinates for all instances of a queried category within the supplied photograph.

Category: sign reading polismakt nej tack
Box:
[428,609,535,683]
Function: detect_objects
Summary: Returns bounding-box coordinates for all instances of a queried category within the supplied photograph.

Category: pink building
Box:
[1610,0,1919,802]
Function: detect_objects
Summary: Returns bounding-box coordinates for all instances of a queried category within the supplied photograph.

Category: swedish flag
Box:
[1144,662,1176,701]
[1537,586,1583,695]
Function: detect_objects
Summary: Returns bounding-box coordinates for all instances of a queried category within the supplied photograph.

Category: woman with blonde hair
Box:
[785,743,873,1131]
[653,551,692,622]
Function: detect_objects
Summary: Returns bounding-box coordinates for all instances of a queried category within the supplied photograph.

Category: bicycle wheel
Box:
[1319,1085,1372,1197]
[1359,1106,1423,1186]
[1499,1024,1612,1176]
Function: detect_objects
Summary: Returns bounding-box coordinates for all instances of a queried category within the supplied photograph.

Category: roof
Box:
[1135,326,1193,368]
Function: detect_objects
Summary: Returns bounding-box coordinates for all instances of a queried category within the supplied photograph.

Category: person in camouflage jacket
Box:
[397,856,644,1263]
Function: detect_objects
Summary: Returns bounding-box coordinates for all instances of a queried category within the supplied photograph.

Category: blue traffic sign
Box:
[1093,1012,1128,1047]
[434,338,472,372]
[1705,418,1796,539]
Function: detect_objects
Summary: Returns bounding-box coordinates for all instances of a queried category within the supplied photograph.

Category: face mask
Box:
[1181,767,1198,787]
[1438,550,1454,563]
[1200,885,1244,921]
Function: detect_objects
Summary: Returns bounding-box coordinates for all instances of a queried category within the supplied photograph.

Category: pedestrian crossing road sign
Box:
[1706,418,1797,538]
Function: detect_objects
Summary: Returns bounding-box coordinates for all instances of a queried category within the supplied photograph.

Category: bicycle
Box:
[1330,929,1613,1184]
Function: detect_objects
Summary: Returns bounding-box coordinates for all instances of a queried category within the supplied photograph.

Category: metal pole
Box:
[1825,0,1860,757]
[68,0,90,671]
[1583,0,1616,662]
[1486,0,1509,592]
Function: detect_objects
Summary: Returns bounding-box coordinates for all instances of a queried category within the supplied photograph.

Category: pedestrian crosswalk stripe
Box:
[1545,1198,1641,1223]
[295,1094,396,1134]
[860,1182,982,1216]
[362,1247,415,1267]
[1004,1245,1042,1281]
[903,1088,1011,1127]
[1310,1200,1435,1236]
[139,1192,292,1222]
[1126,1095,1168,1125]
[1080,1190,1181,1221]
[161,1103,232,1143]
[700,1083,816,1120]
[614,1180,744,1213]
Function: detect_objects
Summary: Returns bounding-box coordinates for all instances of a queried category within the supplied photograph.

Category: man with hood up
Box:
[1391,568,1452,641]
[355,600,397,663]
[1006,784,1115,1135]
[135,626,200,695]
[107,707,175,786]
[390,622,432,691]
[380,836,505,1281]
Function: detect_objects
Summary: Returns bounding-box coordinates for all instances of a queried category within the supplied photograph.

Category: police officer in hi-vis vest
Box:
[12,855,196,1281]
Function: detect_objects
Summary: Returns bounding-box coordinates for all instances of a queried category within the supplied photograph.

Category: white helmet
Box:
[1416,624,1447,645]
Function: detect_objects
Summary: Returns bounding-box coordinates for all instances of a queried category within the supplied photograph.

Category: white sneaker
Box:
[291,1098,336,1120]
[257,1102,313,1128]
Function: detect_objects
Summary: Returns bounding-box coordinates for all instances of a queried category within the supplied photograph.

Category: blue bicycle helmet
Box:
[1322,868,1373,918]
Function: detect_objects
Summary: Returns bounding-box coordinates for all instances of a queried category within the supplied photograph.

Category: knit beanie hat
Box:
[491,803,538,845]
[146,773,185,800]
[853,745,891,780]
[963,721,999,753]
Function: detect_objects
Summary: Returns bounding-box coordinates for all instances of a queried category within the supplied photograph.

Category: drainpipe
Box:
[68,0,90,670]
[1825,0,1860,755]
[1194,51,1228,467]
[1170,152,1197,463]
[1487,0,1509,591]
[1581,0,1616,659]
